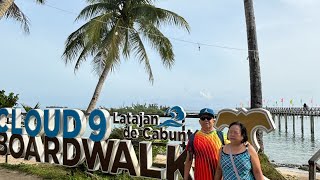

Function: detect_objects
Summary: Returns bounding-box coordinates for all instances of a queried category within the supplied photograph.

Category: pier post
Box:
[301,115,304,134]
[292,115,295,132]
[278,114,281,131]
[310,116,315,135]
[285,115,288,132]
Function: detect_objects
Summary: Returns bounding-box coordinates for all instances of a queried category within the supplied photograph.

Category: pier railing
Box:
[266,107,320,116]
[309,149,320,180]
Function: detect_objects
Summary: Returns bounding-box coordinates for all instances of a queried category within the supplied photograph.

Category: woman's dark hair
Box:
[228,121,248,143]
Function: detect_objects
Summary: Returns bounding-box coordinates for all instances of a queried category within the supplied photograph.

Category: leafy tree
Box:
[0,90,19,108]
[63,0,190,114]
[0,0,45,33]
[103,103,169,115]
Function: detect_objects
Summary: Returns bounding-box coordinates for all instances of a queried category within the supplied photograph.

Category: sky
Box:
[1,0,320,111]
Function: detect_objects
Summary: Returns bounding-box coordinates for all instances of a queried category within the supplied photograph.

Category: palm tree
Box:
[243,0,264,151]
[63,0,190,114]
[0,0,45,33]
[21,102,41,112]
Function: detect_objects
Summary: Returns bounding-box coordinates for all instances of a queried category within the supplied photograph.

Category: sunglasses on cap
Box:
[200,116,213,121]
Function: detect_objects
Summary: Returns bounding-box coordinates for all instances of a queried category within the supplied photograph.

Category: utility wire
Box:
[43,3,258,53]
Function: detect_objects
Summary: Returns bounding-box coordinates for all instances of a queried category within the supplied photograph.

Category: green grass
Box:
[0,163,87,179]
[0,153,285,180]
[0,163,148,180]
[259,153,286,180]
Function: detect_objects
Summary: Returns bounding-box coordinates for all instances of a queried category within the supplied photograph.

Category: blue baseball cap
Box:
[199,108,215,117]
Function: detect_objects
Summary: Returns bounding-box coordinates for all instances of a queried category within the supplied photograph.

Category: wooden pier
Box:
[266,107,320,116]
[265,107,319,135]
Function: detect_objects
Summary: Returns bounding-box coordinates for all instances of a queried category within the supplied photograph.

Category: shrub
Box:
[0,90,19,108]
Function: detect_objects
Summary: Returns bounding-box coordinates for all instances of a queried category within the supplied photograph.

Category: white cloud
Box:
[199,89,213,100]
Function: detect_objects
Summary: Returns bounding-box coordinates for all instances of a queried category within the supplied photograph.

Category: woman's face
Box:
[228,125,243,143]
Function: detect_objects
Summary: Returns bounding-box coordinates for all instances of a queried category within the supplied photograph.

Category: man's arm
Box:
[184,151,192,180]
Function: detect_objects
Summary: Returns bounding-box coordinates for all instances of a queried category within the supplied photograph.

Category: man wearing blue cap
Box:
[184,108,227,180]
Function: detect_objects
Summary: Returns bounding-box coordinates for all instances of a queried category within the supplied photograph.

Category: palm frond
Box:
[130,31,154,83]
[75,2,117,21]
[21,103,32,112]
[74,14,113,70]
[128,0,154,6]
[91,51,117,76]
[132,4,190,32]
[4,3,30,34]
[34,102,41,109]
[137,20,174,69]
[35,0,45,4]
[91,50,120,76]
[91,20,123,76]
[122,28,132,58]
[100,20,123,64]
[63,0,190,85]
[62,29,86,65]
[63,13,113,70]
[92,52,104,76]
[86,0,115,4]
[21,102,41,112]
[158,8,190,32]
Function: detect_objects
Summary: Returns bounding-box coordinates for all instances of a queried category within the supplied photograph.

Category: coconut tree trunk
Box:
[86,64,110,114]
[243,0,264,152]
[0,0,14,18]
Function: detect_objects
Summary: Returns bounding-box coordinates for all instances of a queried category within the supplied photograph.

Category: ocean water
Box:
[84,116,320,165]
[264,116,320,165]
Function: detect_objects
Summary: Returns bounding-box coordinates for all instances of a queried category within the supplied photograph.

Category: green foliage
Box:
[0,90,19,108]
[259,153,286,180]
[62,0,189,112]
[21,102,41,112]
[2,0,46,34]
[63,0,190,80]
[103,103,169,115]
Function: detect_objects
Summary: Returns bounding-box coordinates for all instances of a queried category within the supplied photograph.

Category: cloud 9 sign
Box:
[0,107,191,180]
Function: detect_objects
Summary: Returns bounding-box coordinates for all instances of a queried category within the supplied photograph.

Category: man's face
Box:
[199,115,215,129]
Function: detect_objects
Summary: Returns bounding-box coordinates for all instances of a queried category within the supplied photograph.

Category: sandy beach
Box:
[0,155,41,180]
[275,167,320,180]
[0,155,38,165]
